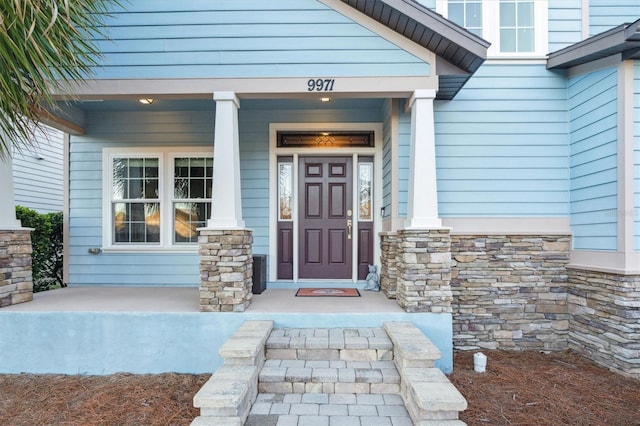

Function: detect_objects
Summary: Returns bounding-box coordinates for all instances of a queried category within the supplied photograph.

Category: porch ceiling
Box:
[340,0,490,99]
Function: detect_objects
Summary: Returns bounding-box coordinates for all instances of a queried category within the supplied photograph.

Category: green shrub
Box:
[15,206,64,292]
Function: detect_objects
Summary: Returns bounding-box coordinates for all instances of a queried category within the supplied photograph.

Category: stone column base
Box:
[199,229,253,312]
[379,232,399,299]
[396,228,452,313]
[0,229,33,307]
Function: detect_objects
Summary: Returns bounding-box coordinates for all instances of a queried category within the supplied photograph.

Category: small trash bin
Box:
[252,255,267,294]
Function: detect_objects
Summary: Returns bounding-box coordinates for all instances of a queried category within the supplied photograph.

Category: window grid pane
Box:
[113,202,160,244]
[279,163,293,221]
[449,0,482,35]
[173,157,213,244]
[113,157,159,200]
[174,202,209,243]
[500,0,535,53]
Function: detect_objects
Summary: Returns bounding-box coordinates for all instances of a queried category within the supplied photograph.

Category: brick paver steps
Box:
[262,327,399,395]
[249,327,412,425]
[191,322,469,426]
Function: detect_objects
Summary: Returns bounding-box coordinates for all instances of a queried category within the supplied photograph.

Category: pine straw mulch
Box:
[450,350,640,426]
[0,350,638,426]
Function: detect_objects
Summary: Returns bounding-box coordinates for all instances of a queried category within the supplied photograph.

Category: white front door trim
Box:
[269,122,383,283]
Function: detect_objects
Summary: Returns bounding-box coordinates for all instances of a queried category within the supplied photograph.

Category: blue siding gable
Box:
[569,67,619,251]
[93,0,431,79]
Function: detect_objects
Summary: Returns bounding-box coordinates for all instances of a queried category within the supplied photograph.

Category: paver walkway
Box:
[246,392,412,425]
[245,327,413,426]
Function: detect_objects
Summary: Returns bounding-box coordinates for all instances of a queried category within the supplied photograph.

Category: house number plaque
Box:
[307,78,335,92]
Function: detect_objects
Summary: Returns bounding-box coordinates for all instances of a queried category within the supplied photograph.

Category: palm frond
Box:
[0,0,122,158]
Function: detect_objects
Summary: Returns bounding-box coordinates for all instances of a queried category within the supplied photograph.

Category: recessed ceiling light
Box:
[321,97,331,103]
[138,98,154,105]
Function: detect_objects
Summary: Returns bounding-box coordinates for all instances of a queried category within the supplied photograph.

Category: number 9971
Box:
[307,78,335,92]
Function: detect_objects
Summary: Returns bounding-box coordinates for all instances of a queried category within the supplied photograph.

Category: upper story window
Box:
[103,147,213,251]
[499,0,535,53]
[437,0,548,58]
[447,0,483,37]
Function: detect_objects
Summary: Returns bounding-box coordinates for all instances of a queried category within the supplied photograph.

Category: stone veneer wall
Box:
[568,269,640,378]
[396,229,453,313]
[450,234,571,351]
[379,232,399,299]
[0,230,33,307]
[199,229,253,312]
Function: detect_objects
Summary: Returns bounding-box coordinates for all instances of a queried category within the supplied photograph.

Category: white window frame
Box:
[436,0,548,58]
[102,147,213,252]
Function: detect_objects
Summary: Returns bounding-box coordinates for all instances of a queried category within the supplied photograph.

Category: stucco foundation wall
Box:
[568,269,640,378]
[451,234,571,351]
[0,312,454,375]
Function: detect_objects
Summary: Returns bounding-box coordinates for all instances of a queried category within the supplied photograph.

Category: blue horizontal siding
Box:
[549,0,583,52]
[92,1,430,79]
[12,125,64,213]
[68,99,384,286]
[589,0,640,36]
[434,63,570,217]
[569,67,618,251]
[68,110,215,286]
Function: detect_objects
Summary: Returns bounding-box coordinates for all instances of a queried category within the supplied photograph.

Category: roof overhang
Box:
[339,0,490,99]
[547,18,640,70]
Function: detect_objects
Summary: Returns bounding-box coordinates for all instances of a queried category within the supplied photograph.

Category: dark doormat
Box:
[295,288,361,297]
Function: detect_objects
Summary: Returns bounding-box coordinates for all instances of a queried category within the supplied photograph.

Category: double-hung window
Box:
[104,148,213,250]
[436,0,548,58]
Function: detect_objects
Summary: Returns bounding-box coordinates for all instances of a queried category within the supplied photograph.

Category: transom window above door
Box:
[277,131,375,148]
[103,147,213,251]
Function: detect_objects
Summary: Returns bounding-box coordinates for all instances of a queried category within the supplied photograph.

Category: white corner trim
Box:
[569,250,640,275]
[617,60,635,254]
[443,217,571,235]
[581,0,590,40]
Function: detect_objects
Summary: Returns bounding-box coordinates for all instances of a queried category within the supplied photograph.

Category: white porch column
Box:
[0,155,22,229]
[405,89,442,229]
[208,91,245,229]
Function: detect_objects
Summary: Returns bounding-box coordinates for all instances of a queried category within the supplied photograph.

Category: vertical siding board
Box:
[434,64,570,217]
[569,67,619,250]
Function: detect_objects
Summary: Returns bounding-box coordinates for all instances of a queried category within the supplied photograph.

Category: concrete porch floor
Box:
[0,286,404,313]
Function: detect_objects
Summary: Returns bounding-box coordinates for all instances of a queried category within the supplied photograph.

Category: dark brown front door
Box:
[299,156,353,279]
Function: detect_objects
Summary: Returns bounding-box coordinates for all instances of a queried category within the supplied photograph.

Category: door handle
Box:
[347,220,352,240]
